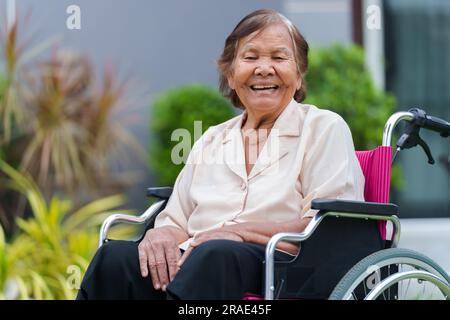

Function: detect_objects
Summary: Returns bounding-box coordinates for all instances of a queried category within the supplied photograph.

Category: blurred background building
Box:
[1,0,448,216]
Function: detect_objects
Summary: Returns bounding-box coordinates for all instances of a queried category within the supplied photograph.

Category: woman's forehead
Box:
[237,24,294,52]
[240,44,293,54]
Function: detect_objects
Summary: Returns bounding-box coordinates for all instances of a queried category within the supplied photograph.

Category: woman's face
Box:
[227,23,301,114]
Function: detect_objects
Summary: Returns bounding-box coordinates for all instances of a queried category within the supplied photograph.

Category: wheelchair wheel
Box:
[329,248,450,300]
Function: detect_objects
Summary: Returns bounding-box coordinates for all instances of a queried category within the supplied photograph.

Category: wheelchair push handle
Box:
[409,108,450,138]
[423,115,450,137]
[392,108,449,165]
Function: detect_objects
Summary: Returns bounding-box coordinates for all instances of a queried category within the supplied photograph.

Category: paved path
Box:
[398,218,450,274]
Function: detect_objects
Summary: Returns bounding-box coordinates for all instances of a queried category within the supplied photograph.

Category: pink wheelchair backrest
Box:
[355,146,393,240]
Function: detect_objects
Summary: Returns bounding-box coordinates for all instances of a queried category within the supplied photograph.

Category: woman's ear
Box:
[227,73,235,90]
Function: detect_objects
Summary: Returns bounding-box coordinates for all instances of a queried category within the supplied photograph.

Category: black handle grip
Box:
[423,115,450,137]
[408,108,450,137]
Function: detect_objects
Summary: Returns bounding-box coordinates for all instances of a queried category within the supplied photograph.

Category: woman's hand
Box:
[138,227,182,291]
[178,229,243,267]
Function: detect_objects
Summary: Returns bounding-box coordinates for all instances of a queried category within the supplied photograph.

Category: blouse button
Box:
[241,182,247,191]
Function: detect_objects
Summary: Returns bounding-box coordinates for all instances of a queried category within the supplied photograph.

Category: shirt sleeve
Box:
[153,134,205,233]
[153,164,194,232]
[299,115,365,218]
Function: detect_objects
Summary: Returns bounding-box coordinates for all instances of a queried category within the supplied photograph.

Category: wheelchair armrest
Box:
[265,200,400,299]
[311,198,398,216]
[146,187,173,200]
[98,199,167,247]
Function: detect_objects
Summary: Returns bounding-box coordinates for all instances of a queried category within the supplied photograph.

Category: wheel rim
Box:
[340,257,450,300]
[364,270,450,300]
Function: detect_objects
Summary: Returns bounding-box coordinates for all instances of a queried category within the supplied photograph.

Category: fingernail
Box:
[142,271,147,277]
[155,284,160,289]
[162,285,167,291]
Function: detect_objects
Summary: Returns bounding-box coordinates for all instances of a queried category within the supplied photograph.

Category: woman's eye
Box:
[244,56,257,60]
[274,57,284,60]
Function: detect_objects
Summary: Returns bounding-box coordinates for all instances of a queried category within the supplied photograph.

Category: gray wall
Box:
[284,0,353,46]
[1,0,353,211]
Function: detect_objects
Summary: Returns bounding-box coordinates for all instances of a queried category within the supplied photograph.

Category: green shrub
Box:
[149,84,235,185]
[305,44,402,189]
[0,160,134,299]
[306,44,396,149]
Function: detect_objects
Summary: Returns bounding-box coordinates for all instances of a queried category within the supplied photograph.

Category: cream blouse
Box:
[154,99,365,250]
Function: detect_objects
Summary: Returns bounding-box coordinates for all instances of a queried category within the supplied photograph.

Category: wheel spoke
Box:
[329,248,450,301]
[421,280,426,300]
[388,265,391,300]
[363,277,368,296]
[404,279,412,299]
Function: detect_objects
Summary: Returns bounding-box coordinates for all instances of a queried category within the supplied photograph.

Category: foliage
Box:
[0,22,23,145]
[0,71,6,159]
[0,160,134,299]
[18,50,143,192]
[305,44,402,189]
[0,72,7,104]
[0,18,145,231]
[306,44,395,149]
[149,84,235,185]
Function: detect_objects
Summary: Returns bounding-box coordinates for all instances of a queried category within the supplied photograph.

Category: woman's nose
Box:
[254,59,275,77]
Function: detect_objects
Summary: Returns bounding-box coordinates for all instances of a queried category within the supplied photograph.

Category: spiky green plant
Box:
[0,21,23,145]
[0,15,145,232]
[0,160,136,299]
[20,50,144,193]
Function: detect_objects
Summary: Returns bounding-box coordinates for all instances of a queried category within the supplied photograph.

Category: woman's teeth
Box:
[250,85,279,91]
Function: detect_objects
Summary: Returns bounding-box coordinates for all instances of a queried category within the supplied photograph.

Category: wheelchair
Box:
[99,108,450,300]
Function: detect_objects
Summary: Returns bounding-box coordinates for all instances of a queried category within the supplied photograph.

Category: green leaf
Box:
[149,84,235,185]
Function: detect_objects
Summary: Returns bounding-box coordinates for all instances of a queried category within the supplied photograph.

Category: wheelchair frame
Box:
[98,110,450,300]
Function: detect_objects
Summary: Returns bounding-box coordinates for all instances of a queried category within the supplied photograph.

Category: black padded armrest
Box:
[311,198,398,216]
[146,187,173,200]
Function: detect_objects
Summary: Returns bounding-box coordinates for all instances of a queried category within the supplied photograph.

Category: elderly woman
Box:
[77,8,364,300]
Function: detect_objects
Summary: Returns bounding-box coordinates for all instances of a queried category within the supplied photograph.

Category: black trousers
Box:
[76,239,294,300]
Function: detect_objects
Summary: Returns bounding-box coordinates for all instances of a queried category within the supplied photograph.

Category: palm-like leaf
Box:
[0,160,135,299]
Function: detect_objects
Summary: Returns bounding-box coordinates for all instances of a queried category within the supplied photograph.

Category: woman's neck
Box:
[241,101,292,132]
[241,107,283,131]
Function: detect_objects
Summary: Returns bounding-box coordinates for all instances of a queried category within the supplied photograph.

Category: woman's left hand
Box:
[178,229,243,267]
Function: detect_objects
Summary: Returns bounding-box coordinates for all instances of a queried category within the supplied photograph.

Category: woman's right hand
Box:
[138,227,182,291]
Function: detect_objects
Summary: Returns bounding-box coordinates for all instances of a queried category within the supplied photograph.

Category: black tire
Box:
[329,248,450,300]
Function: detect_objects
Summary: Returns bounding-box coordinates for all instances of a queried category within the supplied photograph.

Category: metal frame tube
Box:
[264,212,401,300]
[98,200,166,248]
[382,111,415,147]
